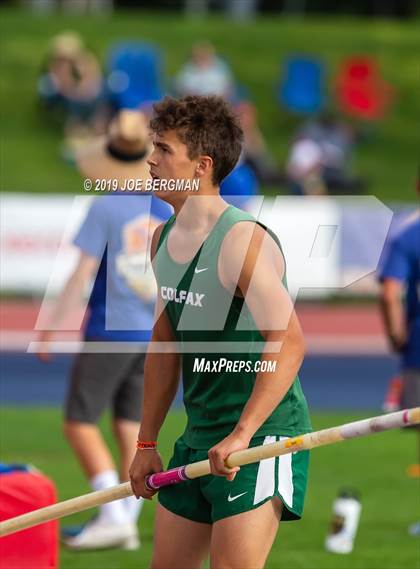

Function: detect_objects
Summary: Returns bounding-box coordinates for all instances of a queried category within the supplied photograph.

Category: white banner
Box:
[0,193,92,294]
[1,194,393,298]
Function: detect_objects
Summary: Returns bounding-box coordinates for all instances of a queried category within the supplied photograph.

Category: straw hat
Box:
[50,31,83,59]
[76,110,152,189]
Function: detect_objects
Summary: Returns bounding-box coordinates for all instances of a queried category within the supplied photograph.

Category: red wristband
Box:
[136,440,157,450]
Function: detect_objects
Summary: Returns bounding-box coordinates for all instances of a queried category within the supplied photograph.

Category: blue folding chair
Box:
[278,56,326,114]
[107,42,164,109]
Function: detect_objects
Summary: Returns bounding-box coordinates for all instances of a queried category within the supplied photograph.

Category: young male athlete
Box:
[129,95,311,569]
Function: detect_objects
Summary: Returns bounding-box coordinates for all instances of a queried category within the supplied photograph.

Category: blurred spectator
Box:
[378,205,420,421]
[38,31,108,153]
[106,42,164,112]
[378,193,420,534]
[235,100,284,186]
[29,0,114,15]
[185,0,257,20]
[37,110,171,550]
[174,42,235,99]
[286,113,366,195]
[226,0,258,20]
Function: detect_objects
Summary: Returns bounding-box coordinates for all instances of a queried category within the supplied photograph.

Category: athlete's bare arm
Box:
[129,223,181,499]
[208,222,306,478]
[37,252,99,362]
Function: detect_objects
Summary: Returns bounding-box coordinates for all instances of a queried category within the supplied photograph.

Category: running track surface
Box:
[0,301,388,355]
[1,302,397,409]
[0,352,398,410]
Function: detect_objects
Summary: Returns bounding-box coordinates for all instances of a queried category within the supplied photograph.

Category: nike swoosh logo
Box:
[227,491,247,502]
[194,267,208,274]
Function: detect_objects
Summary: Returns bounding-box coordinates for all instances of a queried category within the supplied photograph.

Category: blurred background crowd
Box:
[2,0,418,199]
[35,12,396,197]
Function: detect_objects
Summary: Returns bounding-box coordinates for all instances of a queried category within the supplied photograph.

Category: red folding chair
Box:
[335,56,394,121]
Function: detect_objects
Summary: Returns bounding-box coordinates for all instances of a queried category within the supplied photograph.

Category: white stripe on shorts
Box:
[278,436,293,509]
[253,436,276,505]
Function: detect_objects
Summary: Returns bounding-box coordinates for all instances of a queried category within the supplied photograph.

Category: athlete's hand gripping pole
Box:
[145,406,419,489]
[1,407,418,537]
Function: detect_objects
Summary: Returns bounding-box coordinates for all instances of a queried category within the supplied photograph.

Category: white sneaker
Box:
[63,518,140,551]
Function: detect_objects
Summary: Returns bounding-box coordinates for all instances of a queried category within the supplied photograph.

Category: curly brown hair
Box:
[150,95,243,185]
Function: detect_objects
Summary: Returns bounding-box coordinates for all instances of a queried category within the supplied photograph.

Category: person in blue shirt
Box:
[379,211,420,396]
[38,110,171,550]
[379,202,420,536]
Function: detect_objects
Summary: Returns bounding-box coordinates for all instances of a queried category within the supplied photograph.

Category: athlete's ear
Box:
[195,155,213,178]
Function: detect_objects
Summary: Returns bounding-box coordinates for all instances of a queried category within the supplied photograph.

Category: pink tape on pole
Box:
[145,466,188,490]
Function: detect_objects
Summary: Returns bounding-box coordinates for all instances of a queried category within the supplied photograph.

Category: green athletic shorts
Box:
[158,435,310,524]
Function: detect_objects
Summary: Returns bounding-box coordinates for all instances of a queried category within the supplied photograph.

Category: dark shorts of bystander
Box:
[65,349,145,423]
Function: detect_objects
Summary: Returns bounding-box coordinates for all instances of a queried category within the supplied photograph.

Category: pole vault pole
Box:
[1,407,418,537]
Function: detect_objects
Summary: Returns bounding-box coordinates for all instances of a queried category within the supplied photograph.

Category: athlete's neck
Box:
[174,194,229,233]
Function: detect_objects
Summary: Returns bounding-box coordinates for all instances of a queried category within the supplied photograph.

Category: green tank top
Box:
[155,205,311,449]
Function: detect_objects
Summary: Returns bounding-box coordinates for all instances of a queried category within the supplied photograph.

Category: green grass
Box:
[1,407,419,569]
[0,9,419,201]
